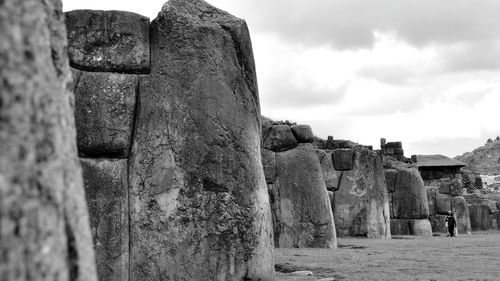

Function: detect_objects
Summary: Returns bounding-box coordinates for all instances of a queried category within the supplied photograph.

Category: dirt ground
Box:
[275,231,500,281]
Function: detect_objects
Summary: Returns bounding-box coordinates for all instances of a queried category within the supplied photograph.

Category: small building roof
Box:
[415,154,466,168]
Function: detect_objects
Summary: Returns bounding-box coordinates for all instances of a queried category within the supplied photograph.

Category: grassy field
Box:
[275,232,500,281]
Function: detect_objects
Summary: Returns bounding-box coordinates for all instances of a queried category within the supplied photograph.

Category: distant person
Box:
[445,211,456,237]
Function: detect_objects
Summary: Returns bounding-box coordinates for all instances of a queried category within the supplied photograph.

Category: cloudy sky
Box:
[63,0,500,157]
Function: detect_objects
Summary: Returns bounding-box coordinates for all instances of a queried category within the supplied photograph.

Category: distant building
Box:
[413,154,466,184]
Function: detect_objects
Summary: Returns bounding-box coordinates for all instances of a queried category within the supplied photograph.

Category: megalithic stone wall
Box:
[67,1,275,280]
[66,9,147,281]
[0,0,97,280]
[262,119,337,248]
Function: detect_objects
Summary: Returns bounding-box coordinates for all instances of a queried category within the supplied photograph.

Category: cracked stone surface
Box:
[333,146,391,238]
[390,167,430,219]
[128,0,274,280]
[0,0,97,280]
[273,143,336,248]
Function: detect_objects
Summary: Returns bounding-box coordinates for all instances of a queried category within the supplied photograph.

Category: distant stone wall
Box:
[262,118,337,247]
[67,1,275,280]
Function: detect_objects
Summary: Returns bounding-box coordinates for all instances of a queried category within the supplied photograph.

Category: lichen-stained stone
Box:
[451,196,472,234]
[128,1,275,280]
[409,219,432,236]
[391,168,429,219]
[274,143,337,248]
[333,146,391,238]
[262,148,276,184]
[0,0,97,280]
[390,219,410,235]
[80,158,129,281]
[65,10,150,73]
[436,192,452,215]
[74,70,138,158]
[384,169,397,193]
[319,152,342,191]
[263,125,298,152]
[332,148,354,171]
[291,125,314,143]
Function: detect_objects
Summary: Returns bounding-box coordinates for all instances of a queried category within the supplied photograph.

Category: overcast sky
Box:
[63,0,500,157]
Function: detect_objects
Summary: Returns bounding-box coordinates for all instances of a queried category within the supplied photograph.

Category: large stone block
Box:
[263,125,298,152]
[81,158,129,281]
[469,204,492,231]
[319,152,342,191]
[449,179,463,196]
[390,219,410,235]
[429,214,448,233]
[0,0,97,279]
[391,168,429,219]
[436,192,452,215]
[261,148,276,184]
[333,147,390,238]
[451,196,472,235]
[409,219,432,236]
[426,187,438,215]
[332,148,354,171]
[439,179,451,194]
[128,1,275,279]
[274,143,337,248]
[65,10,150,73]
[384,169,397,193]
[291,124,314,143]
[74,70,138,158]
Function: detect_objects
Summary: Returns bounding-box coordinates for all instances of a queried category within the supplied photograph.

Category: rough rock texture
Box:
[469,204,492,231]
[429,215,448,234]
[128,1,275,280]
[291,125,314,143]
[436,193,452,215]
[273,144,336,248]
[390,219,410,235]
[391,168,429,219]
[0,0,97,280]
[319,152,342,191]
[451,196,472,234]
[80,159,129,281]
[332,149,354,171]
[449,179,463,196]
[409,219,432,236]
[262,148,276,184]
[65,10,150,73]
[73,70,138,158]
[333,146,390,238]
[384,169,397,193]
[426,187,438,215]
[263,125,298,152]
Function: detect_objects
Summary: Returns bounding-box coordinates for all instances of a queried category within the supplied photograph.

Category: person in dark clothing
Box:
[445,211,456,237]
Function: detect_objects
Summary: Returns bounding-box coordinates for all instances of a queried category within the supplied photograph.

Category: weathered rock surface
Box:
[319,152,342,191]
[332,148,354,171]
[291,125,314,143]
[0,0,97,280]
[451,196,472,234]
[263,125,298,152]
[65,10,150,73]
[273,144,336,248]
[384,169,397,193]
[390,219,410,235]
[391,168,429,219]
[436,193,452,215]
[469,204,492,231]
[333,146,390,238]
[128,1,275,280]
[73,70,138,158]
[426,187,438,215]
[262,148,276,184]
[429,214,448,234]
[81,159,129,281]
[409,219,432,236]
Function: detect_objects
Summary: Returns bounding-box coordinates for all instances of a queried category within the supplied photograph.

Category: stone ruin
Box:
[261,117,337,248]
[379,139,432,236]
[66,1,274,280]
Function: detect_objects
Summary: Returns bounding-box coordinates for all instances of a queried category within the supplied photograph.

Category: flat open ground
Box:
[275,232,500,281]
